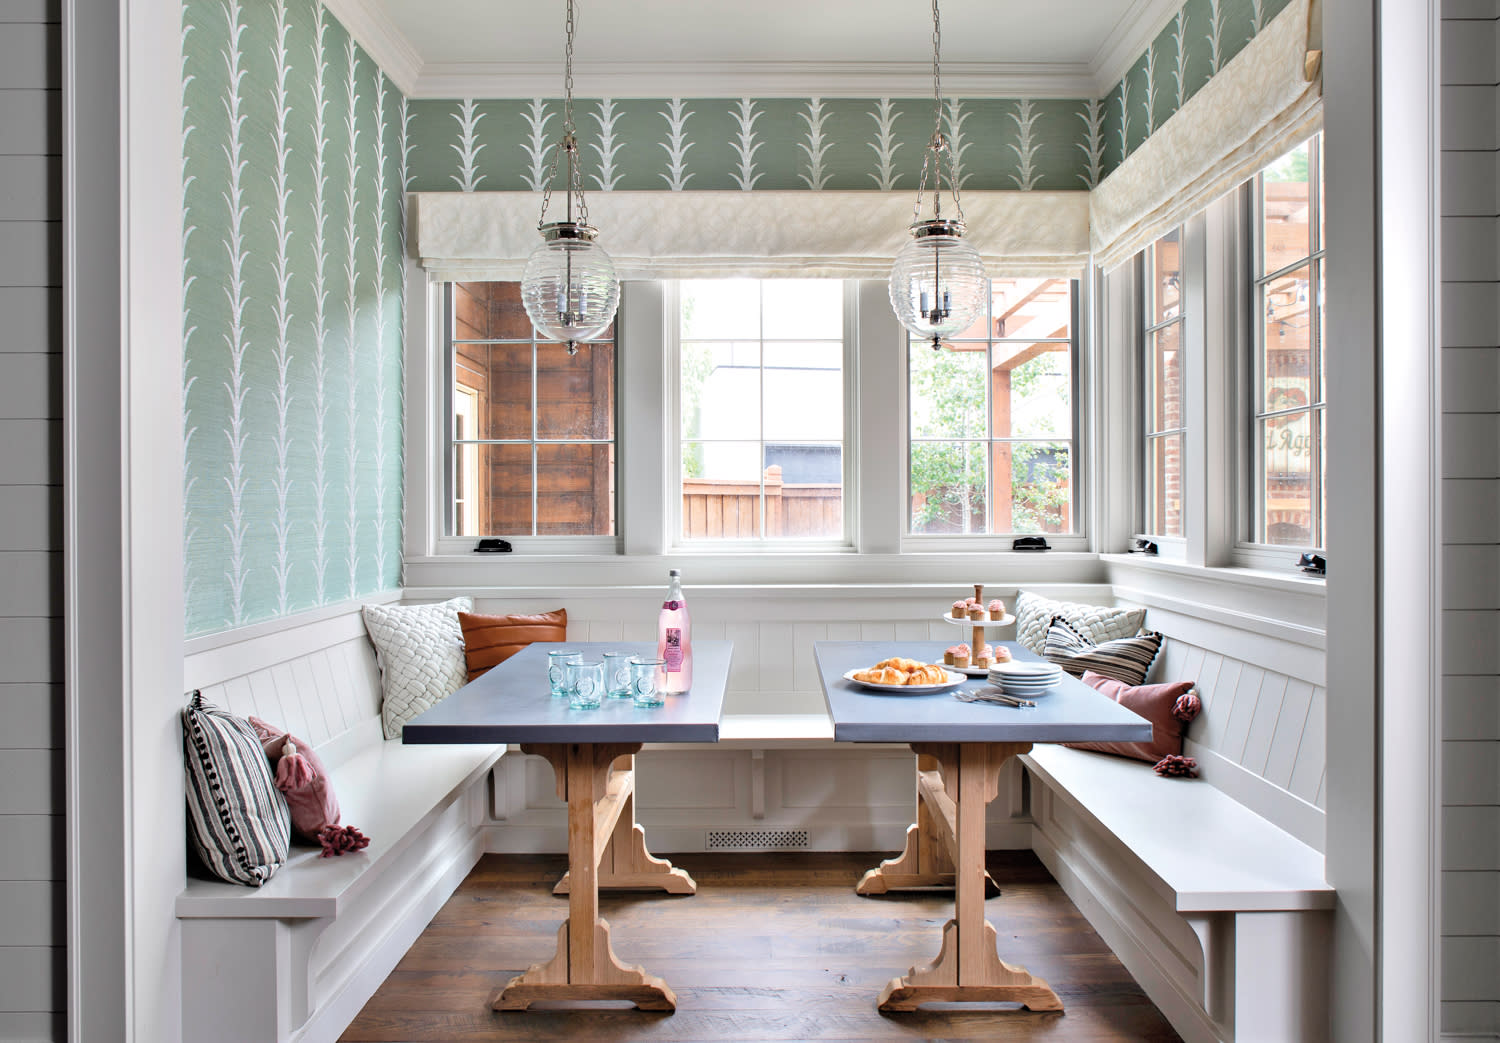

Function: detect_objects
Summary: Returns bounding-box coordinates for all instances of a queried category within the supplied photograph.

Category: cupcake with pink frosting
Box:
[951,643,972,669]
[988,598,1006,620]
[951,600,967,619]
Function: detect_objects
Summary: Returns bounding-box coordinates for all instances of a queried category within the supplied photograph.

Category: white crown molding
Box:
[322,0,423,95]
[411,59,1100,100]
[1088,0,1188,94]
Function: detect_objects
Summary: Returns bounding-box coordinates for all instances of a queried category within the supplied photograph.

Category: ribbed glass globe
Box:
[888,224,987,345]
[521,228,621,348]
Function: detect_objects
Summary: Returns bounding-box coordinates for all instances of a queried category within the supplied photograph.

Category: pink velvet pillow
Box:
[1063,671,1202,770]
[249,717,369,857]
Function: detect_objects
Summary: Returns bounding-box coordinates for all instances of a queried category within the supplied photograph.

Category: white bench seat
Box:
[1022,743,1333,1043]
[177,736,503,920]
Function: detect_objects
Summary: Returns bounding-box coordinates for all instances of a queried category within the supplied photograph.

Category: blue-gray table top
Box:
[815,641,1153,744]
[402,641,731,745]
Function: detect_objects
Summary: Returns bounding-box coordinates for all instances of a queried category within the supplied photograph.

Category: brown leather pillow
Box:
[458,609,567,680]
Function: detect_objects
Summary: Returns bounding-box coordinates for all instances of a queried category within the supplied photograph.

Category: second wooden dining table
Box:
[403,640,733,1013]
[814,639,1152,1013]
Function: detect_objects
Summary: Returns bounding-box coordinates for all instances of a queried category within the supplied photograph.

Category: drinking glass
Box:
[547,650,583,697]
[567,659,606,710]
[630,657,665,708]
[602,651,635,699]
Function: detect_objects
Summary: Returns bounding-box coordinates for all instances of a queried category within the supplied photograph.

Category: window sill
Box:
[1099,552,1327,597]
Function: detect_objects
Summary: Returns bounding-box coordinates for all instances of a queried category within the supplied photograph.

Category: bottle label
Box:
[663,629,683,671]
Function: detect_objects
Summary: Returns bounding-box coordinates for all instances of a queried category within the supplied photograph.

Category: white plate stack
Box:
[987,660,1064,698]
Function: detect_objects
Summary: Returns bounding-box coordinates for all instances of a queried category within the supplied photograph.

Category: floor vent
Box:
[705,828,810,851]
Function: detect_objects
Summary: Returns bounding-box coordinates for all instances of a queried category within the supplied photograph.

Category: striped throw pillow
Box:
[1043,616,1162,686]
[183,692,292,887]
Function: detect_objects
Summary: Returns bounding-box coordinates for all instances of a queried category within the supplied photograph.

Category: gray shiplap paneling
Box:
[1445,610,1500,674]
[0,156,58,221]
[1444,18,1500,83]
[0,25,57,89]
[0,946,62,1013]
[1445,216,1500,283]
[1445,936,1500,1001]
[1445,740,1500,805]
[0,619,60,684]
[0,353,59,418]
[1445,544,1500,609]
[1445,348,1500,414]
[1447,675,1500,740]
[0,750,61,815]
[0,92,59,157]
[1442,84,1500,150]
[0,222,61,286]
[0,486,59,551]
[0,553,59,618]
[0,288,60,353]
[1443,281,1500,346]
[1445,151,1500,217]
[1445,0,1500,17]
[0,0,60,20]
[1444,871,1500,936]
[0,882,60,947]
[0,419,59,485]
[1444,478,1500,542]
[1443,413,1500,478]
[0,817,60,881]
[1447,806,1500,871]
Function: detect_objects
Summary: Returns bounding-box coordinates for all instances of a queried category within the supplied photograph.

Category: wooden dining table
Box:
[814,639,1152,1013]
[402,640,733,1013]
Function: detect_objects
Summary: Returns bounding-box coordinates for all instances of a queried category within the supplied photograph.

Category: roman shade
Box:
[1090,0,1323,270]
[413,189,1092,280]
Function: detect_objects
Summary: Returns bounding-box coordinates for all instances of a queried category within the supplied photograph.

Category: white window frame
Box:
[1138,231,1188,553]
[1236,132,1327,570]
[900,279,1089,553]
[664,279,860,555]
[431,279,622,556]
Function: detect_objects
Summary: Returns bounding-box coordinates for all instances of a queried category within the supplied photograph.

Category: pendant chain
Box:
[538,0,589,230]
[911,0,964,228]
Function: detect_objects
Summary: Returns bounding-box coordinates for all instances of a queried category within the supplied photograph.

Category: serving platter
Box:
[842,668,967,693]
[939,612,1015,627]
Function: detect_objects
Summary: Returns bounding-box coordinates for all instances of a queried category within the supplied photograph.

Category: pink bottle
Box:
[656,569,692,694]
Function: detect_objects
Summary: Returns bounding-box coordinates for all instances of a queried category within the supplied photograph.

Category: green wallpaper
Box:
[1101,0,1293,171]
[182,0,405,635]
[406,97,1106,192]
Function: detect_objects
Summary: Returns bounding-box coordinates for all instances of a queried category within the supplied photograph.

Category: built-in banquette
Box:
[175,574,1328,1043]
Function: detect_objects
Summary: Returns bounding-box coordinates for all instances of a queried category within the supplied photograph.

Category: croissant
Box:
[874,657,922,672]
[853,666,908,685]
[906,664,949,685]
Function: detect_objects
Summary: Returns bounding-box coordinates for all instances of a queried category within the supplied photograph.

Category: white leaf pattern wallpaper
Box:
[182,0,405,636]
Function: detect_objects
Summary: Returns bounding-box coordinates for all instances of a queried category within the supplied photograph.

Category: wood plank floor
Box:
[343,851,1182,1042]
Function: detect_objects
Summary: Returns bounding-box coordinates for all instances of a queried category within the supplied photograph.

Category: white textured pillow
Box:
[363,597,473,739]
[1013,590,1146,656]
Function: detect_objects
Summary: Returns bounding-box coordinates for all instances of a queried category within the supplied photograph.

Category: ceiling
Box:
[332,0,1183,99]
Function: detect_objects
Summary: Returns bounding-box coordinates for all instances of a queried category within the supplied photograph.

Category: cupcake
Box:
[968,603,986,621]
[975,644,994,668]
[992,645,1012,663]
[987,599,1006,620]
[951,600,967,619]
[952,643,971,669]
[943,646,957,666]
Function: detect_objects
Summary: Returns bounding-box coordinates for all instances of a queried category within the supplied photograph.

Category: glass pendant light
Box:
[888,0,987,350]
[521,0,619,355]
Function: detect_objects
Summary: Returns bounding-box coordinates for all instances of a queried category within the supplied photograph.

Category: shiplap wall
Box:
[0,0,64,1039]
[1441,3,1500,1034]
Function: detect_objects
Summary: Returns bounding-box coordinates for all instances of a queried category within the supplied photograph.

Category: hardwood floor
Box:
[342,851,1182,1042]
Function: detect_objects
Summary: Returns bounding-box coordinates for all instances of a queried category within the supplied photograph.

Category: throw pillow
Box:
[363,596,473,739]
[458,608,568,679]
[1042,616,1163,686]
[1013,590,1147,656]
[249,717,369,858]
[1065,671,1203,770]
[182,692,292,887]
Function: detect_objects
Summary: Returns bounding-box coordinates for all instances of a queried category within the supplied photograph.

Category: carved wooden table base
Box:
[862,742,1063,1013]
[491,743,695,1012]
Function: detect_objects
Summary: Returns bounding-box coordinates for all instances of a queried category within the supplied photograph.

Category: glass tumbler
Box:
[547,650,583,697]
[630,657,665,708]
[567,659,606,710]
[603,651,635,699]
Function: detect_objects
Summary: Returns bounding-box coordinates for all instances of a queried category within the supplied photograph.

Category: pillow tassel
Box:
[1172,689,1203,723]
[317,824,370,858]
[275,740,315,790]
[1153,754,1199,778]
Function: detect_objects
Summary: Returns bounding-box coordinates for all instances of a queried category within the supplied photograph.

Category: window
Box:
[1251,134,1324,549]
[1142,229,1184,538]
[907,278,1078,536]
[676,279,847,543]
[444,282,616,538]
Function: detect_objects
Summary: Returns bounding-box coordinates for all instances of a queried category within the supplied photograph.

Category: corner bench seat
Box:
[176,716,504,1043]
[1022,743,1333,1043]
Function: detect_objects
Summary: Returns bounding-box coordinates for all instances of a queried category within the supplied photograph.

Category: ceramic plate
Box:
[842,668,967,693]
